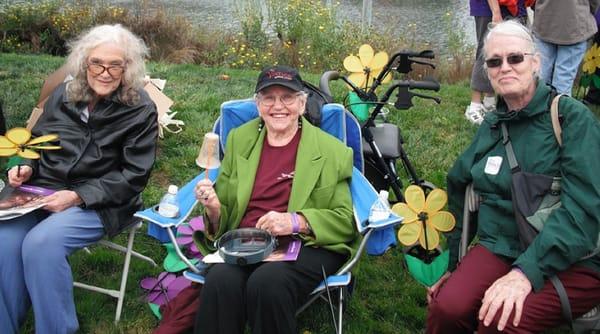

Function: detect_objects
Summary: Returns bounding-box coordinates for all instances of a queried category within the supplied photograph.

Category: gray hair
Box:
[483,20,537,60]
[65,24,149,105]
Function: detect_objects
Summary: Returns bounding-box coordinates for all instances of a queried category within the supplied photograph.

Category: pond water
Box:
[6,0,475,54]
[110,0,475,52]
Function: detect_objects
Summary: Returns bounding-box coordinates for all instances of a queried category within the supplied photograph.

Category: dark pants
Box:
[194,245,346,334]
[427,245,600,334]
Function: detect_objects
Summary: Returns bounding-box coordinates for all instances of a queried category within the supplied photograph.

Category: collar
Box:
[485,81,551,126]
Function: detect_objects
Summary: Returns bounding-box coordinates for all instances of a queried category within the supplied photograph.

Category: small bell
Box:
[196,132,221,179]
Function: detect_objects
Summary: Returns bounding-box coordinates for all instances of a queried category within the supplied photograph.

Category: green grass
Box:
[1,52,474,333]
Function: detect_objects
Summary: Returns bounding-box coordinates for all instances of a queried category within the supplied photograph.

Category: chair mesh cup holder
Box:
[151,204,181,219]
[216,228,276,266]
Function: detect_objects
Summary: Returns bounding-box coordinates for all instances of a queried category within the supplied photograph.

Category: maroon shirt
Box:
[239,129,301,228]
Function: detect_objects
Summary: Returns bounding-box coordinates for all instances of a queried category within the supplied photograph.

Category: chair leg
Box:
[114,226,136,323]
[337,287,344,334]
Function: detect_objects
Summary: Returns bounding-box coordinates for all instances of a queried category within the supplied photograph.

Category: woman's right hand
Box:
[194,179,221,226]
[427,271,451,304]
[8,165,33,187]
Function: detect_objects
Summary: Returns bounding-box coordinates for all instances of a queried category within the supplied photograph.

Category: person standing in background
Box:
[532,0,599,96]
[466,0,528,125]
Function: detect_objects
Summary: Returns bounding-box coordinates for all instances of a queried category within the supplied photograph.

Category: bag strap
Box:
[550,94,565,147]
[500,122,520,173]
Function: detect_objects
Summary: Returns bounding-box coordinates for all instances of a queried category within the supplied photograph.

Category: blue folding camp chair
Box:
[135,98,403,333]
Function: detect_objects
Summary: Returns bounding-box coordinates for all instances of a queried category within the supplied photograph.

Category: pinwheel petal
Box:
[397,222,421,246]
[17,149,40,159]
[176,235,193,246]
[0,148,18,156]
[348,72,366,89]
[343,55,363,73]
[140,277,159,290]
[391,202,418,223]
[6,128,31,145]
[370,51,389,70]
[0,136,16,148]
[424,188,447,214]
[404,185,425,213]
[358,44,374,67]
[189,216,205,231]
[429,211,456,232]
[27,134,59,145]
[177,224,194,236]
[165,276,191,301]
[419,222,440,250]
[148,291,168,305]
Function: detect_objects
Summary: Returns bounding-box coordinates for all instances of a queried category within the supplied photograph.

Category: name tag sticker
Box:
[484,156,503,175]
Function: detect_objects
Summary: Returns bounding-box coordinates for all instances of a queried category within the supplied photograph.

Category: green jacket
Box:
[194,117,360,260]
[447,82,600,291]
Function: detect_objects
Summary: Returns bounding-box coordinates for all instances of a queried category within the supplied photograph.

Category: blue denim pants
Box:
[0,207,104,334]
[535,37,588,96]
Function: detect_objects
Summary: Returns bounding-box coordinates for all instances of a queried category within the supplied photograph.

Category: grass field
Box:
[1,52,480,333]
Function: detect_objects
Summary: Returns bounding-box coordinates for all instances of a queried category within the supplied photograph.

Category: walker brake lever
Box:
[410,59,436,69]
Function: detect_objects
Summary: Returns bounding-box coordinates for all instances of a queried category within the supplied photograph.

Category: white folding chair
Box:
[73,220,157,322]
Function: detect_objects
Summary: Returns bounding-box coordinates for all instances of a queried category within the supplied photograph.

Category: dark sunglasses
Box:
[485,53,534,68]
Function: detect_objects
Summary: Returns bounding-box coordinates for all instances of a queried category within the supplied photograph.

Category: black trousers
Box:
[193,245,347,334]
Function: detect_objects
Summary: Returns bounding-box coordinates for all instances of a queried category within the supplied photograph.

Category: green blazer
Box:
[194,117,360,260]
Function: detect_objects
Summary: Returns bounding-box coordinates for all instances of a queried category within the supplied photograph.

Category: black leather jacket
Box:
[25,83,158,237]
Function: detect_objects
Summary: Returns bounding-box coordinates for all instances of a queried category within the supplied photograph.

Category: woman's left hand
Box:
[478,269,532,331]
[42,190,83,212]
[256,211,294,236]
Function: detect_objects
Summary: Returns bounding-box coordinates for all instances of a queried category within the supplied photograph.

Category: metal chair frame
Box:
[73,221,157,322]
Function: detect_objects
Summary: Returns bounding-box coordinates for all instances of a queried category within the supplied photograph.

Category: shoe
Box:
[465,104,485,125]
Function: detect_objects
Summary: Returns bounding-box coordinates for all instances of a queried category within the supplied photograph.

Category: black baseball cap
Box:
[255,65,304,93]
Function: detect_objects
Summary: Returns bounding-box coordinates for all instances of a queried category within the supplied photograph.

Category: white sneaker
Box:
[465,103,485,125]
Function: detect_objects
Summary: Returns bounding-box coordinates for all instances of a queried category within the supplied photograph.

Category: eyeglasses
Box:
[86,62,125,78]
[258,92,302,107]
[485,53,534,68]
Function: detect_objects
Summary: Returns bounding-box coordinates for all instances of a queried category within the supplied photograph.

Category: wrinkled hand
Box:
[194,179,220,221]
[256,211,294,236]
[479,269,532,331]
[42,190,83,212]
[8,166,33,187]
[427,271,451,304]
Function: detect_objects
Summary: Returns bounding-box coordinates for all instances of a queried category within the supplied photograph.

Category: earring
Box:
[298,118,302,129]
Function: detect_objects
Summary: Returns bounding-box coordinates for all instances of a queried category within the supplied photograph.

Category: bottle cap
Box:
[168,185,178,194]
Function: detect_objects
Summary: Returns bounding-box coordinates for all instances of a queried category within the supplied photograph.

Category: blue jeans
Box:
[0,207,104,334]
[535,37,588,95]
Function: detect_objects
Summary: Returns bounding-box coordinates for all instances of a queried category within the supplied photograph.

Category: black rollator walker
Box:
[319,50,441,203]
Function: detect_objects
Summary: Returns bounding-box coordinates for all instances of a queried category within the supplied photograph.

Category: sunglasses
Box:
[485,53,534,68]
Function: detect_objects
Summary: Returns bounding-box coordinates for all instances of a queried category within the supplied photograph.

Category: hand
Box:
[194,179,220,222]
[427,271,451,304]
[256,211,294,236]
[8,166,33,187]
[42,190,83,212]
[492,13,502,23]
[478,269,532,331]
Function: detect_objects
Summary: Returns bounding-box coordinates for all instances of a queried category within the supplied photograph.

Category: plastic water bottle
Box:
[369,190,391,222]
[158,185,179,218]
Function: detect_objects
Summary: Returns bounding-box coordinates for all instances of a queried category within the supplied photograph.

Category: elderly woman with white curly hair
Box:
[427,20,600,333]
[0,24,157,333]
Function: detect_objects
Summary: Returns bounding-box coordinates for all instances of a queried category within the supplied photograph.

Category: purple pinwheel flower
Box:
[176,216,205,259]
[140,272,191,305]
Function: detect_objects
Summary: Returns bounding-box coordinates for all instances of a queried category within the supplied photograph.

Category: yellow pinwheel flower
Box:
[392,185,455,250]
[0,127,61,159]
[583,43,600,74]
[343,44,392,89]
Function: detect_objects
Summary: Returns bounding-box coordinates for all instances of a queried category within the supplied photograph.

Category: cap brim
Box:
[255,81,303,93]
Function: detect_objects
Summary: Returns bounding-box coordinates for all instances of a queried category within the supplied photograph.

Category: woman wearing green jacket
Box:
[427,21,600,333]
[192,65,359,334]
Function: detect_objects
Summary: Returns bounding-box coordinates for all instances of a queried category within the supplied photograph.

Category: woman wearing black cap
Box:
[192,65,359,334]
